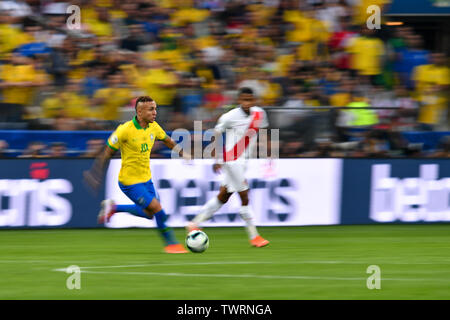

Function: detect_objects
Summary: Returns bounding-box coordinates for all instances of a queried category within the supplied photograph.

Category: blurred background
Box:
[0,1,449,299]
[0,0,449,158]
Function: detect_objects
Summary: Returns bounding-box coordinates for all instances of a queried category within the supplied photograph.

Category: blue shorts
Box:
[119,179,160,209]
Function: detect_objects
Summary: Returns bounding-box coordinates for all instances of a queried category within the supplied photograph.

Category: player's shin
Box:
[240,206,259,240]
[154,209,178,245]
[192,197,223,224]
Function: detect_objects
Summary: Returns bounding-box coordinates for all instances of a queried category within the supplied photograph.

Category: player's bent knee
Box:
[217,195,227,204]
[217,187,232,204]
[218,193,232,204]
[145,199,162,217]
[143,208,154,218]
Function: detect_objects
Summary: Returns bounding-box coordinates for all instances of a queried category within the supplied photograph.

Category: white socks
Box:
[240,206,259,240]
[193,197,223,224]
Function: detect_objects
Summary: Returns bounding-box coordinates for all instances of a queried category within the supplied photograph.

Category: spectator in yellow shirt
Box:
[123,60,178,123]
[412,52,449,130]
[85,7,114,37]
[141,61,178,105]
[41,80,92,119]
[0,54,47,120]
[259,71,282,106]
[347,28,385,82]
[417,86,447,130]
[412,52,450,95]
[0,11,32,58]
[170,5,209,27]
[92,72,133,121]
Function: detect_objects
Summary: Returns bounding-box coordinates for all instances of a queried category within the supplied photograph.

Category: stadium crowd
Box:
[0,0,449,158]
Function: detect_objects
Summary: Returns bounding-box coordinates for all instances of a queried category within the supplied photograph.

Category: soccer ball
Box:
[186,230,209,253]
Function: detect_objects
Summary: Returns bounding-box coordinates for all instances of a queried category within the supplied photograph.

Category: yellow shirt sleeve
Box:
[107,124,126,151]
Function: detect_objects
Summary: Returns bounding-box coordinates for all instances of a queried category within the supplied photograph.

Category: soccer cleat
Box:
[185,221,202,233]
[97,199,116,224]
[164,243,188,254]
[250,235,269,248]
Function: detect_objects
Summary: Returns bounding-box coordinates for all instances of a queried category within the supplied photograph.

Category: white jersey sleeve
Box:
[214,113,229,133]
[259,108,269,129]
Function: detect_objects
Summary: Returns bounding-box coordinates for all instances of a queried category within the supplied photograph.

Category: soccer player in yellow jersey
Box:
[84,96,189,253]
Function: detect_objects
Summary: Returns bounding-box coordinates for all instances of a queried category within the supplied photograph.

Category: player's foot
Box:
[250,235,269,248]
[98,199,116,224]
[164,243,188,254]
[185,221,202,232]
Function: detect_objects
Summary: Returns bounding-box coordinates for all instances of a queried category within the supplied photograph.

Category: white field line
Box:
[52,269,450,282]
[47,259,450,271]
[51,261,450,282]
[53,261,273,271]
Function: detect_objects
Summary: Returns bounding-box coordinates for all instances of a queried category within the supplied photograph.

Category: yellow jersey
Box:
[413,64,450,92]
[93,87,132,120]
[347,36,384,76]
[107,117,167,185]
[0,63,38,105]
[140,68,178,105]
[41,92,92,119]
[418,94,446,125]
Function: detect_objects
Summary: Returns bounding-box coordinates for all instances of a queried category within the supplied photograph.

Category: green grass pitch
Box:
[0,225,449,300]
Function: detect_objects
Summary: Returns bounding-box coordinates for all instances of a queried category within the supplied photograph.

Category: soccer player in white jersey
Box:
[187,87,270,247]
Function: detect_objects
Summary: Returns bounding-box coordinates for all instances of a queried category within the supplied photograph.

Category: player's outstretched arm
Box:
[83,146,116,194]
[162,136,191,162]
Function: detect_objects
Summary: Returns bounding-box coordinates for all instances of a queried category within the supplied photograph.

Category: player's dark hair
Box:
[239,87,254,96]
[135,96,154,112]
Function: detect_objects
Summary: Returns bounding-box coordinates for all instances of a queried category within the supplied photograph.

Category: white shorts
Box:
[221,161,248,193]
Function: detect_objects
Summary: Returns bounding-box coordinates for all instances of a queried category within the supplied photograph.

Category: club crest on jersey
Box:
[150,134,154,141]
[110,134,118,144]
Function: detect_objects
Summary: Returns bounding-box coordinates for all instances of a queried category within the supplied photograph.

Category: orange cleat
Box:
[164,243,189,254]
[250,235,269,248]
